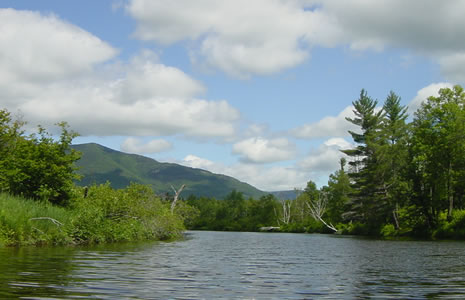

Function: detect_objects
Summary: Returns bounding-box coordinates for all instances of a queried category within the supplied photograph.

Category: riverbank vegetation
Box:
[186,85,465,239]
[2,84,465,243]
[0,109,186,246]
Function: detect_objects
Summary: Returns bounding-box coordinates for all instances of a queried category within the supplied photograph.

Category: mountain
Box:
[71,143,266,199]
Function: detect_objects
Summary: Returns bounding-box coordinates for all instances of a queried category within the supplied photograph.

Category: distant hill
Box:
[71,143,266,199]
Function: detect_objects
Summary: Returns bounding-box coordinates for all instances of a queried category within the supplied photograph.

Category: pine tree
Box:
[374,91,409,229]
[341,89,383,229]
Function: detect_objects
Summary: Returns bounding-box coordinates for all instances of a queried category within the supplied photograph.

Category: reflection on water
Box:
[1,231,465,299]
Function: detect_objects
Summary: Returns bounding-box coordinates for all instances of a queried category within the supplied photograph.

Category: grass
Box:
[0,193,73,246]
[0,183,186,247]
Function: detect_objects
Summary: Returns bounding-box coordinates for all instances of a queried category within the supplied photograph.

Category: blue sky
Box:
[1,1,463,191]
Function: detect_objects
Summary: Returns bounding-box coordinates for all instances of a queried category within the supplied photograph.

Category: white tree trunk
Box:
[170,184,186,213]
[306,192,337,232]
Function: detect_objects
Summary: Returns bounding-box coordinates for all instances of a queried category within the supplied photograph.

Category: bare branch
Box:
[30,217,63,226]
[306,193,337,232]
[170,184,186,213]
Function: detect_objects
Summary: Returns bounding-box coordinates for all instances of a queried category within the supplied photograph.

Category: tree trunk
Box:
[170,184,186,213]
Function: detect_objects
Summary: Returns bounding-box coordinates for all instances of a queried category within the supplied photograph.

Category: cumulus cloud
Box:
[0,9,117,82]
[299,138,352,173]
[0,9,239,139]
[116,50,206,103]
[121,137,173,154]
[292,106,357,139]
[181,137,354,191]
[126,0,465,81]
[181,155,308,191]
[318,1,465,82]
[408,82,454,114]
[183,155,216,170]
[232,137,296,164]
[126,0,315,78]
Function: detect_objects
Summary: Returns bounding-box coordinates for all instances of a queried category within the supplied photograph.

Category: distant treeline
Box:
[186,85,465,239]
[2,84,465,243]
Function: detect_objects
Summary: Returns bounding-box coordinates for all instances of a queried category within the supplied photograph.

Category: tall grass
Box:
[0,193,73,246]
[0,183,185,246]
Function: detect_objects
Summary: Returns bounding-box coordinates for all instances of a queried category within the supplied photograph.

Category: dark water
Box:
[1,231,465,299]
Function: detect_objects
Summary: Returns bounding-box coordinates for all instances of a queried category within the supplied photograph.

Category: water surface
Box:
[1,231,465,299]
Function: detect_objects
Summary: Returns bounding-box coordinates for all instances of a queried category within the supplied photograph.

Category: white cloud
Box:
[321,0,465,54]
[0,9,240,139]
[116,50,205,103]
[292,106,357,139]
[183,155,216,170]
[121,137,172,154]
[439,54,465,83]
[181,155,308,191]
[299,138,352,173]
[409,82,454,114]
[317,0,465,82]
[181,136,354,190]
[232,137,296,164]
[126,1,465,81]
[0,9,117,82]
[126,0,315,78]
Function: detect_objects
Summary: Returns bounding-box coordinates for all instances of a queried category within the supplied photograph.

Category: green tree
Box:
[409,85,465,229]
[326,158,352,224]
[341,89,383,229]
[0,109,81,206]
[374,91,410,229]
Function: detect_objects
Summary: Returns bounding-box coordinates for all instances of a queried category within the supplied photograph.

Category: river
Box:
[1,231,465,299]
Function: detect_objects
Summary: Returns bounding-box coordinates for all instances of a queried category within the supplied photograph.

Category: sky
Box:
[1,0,464,192]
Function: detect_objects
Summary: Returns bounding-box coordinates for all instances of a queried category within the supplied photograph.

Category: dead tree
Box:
[170,184,186,213]
[274,199,292,226]
[306,192,337,232]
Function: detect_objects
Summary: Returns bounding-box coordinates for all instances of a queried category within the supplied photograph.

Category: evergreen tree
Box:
[374,91,409,229]
[326,158,352,224]
[341,89,383,229]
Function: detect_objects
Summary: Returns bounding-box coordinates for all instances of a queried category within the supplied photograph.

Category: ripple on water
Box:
[2,232,465,299]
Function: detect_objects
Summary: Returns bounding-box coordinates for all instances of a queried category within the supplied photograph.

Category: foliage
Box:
[0,193,73,246]
[69,183,185,243]
[433,210,465,239]
[187,191,280,232]
[331,85,465,238]
[0,109,80,206]
[0,183,186,246]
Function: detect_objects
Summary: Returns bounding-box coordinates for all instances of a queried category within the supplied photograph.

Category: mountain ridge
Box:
[71,143,267,199]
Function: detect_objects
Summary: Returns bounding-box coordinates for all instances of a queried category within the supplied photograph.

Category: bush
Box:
[380,224,397,237]
[0,109,80,206]
[433,210,465,239]
[69,183,185,243]
[0,183,187,246]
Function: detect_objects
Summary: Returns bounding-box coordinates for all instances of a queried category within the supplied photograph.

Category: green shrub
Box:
[380,224,397,237]
[434,210,465,239]
[0,183,186,246]
[0,109,81,206]
[69,183,185,243]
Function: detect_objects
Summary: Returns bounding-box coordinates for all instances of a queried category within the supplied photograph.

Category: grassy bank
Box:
[0,184,185,246]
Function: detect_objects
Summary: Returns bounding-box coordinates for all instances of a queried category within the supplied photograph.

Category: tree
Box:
[409,85,465,228]
[374,91,410,229]
[341,89,384,228]
[326,158,352,224]
[0,109,81,205]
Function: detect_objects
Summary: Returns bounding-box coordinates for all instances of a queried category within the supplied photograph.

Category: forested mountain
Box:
[71,143,266,199]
